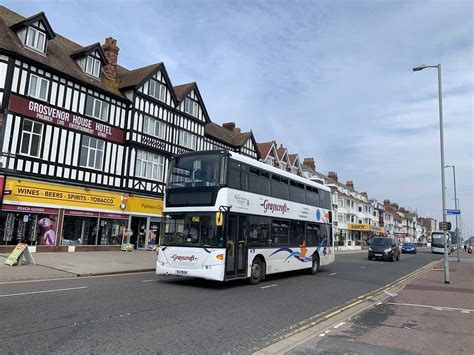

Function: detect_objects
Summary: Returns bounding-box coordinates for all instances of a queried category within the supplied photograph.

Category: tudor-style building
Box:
[0,6,261,252]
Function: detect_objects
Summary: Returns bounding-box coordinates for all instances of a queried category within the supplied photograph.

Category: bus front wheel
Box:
[310,254,320,275]
[249,258,264,285]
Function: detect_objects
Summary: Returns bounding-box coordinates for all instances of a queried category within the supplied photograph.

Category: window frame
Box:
[25,26,46,53]
[179,130,197,150]
[135,149,165,181]
[85,96,109,122]
[20,119,43,158]
[28,74,49,101]
[85,56,101,78]
[184,97,198,117]
[149,80,166,102]
[79,136,105,170]
[143,115,166,140]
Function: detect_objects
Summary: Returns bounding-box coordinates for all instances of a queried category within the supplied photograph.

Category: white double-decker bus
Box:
[156,150,334,284]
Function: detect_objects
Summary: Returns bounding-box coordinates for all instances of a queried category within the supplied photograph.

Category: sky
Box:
[5,0,473,237]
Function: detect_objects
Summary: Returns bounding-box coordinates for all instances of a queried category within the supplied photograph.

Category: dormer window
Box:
[86,56,101,78]
[184,98,198,117]
[26,26,46,53]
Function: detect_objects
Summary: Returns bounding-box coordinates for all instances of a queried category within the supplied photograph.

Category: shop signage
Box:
[0,175,4,204]
[347,223,371,231]
[3,178,126,211]
[4,243,35,266]
[64,209,129,219]
[1,204,59,214]
[125,195,163,216]
[8,94,125,144]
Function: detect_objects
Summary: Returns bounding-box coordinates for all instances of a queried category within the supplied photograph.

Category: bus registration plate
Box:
[176,270,188,275]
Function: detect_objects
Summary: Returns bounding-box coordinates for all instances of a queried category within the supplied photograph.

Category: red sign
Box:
[8,94,125,144]
[64,209,128,220]
[2,204,59,214]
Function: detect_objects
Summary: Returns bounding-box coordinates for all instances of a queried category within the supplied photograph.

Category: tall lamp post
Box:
[413,64,449,284]
[445,165,460,262]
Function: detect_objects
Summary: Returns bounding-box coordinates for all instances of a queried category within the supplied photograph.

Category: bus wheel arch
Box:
[249,255,266,284]
[310,252,320,275]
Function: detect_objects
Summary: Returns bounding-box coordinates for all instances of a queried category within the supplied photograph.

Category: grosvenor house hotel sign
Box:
[8,94,125,144]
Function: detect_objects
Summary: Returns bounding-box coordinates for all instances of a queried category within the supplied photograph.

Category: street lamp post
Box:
[413,64,449,284]
[445,165,460,262]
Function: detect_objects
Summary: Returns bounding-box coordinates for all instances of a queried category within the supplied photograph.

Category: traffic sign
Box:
[446,209,461,215]
[439,221,452,231]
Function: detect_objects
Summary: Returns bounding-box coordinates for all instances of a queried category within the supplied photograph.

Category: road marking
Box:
[318,333,325,337]
[329,272,337,276]
[333,322,346,329]
[261,284,278,289]
[360,266,366,269]
[384,290,398,297]
[141,279,156,283]
[386,302,473,313]
[0,286,87,298]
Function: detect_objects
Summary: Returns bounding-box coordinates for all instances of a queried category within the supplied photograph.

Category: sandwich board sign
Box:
[4,243,36,266]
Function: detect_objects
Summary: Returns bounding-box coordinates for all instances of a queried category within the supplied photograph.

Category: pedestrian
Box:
[464,244,467,252]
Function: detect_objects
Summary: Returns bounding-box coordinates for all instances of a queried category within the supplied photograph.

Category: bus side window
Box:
[290,220,304,246]
[228,161,241,189]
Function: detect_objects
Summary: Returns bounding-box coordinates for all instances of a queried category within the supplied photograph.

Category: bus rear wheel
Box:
[249,258,264,285]
[310,254,320,275]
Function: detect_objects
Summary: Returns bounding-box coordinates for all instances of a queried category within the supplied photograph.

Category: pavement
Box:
[257,251,474,355]
[0,247,365,282]
[0,249,157,282]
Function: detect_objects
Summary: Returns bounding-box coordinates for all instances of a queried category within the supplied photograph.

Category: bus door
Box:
[225,215,248,278]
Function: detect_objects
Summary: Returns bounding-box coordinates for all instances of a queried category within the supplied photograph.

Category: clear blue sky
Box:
[5,0,473,236]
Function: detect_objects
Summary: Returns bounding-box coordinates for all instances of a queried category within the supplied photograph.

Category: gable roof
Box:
[289,154,299,165]
[10,11,55,39]
[117,63,162,90]
[70,42,107,63]
[0,6,124,99]
[277,146,289,162]
[173,82,211,123]
[257,141,277,160]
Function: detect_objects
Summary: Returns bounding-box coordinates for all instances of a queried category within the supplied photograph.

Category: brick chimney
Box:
[328,171,338,182]
[303,157,315,170]
[383,199,391,206]
[102,37,119,81]
[223,122,236,131]
[346,181,354,190]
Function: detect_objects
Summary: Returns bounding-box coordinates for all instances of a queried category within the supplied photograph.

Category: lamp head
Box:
[413,64,427,71]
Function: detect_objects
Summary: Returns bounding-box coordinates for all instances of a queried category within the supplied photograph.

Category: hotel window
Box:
[179,130,197,150]
[85,56,101,78]
[184,98,198,117]
[85,96,109,121]
[135,150,165,181]
[143,116,166,139]
[28,74,49,101]
[149,80,165,102]
[20,119,43,157]
[79,136,104,169]
[25,26,46,53]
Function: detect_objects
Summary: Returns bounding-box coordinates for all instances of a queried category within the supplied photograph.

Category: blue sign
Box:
[446,209,461,215]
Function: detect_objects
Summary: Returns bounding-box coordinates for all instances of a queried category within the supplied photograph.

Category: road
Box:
[0,249,441,354]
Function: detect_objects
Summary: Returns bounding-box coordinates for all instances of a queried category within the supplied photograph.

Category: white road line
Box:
[141,279,156,283]
[261,284,278,289]
[318,333,325,337]
[360,266,366,269]
[329,272,337,276]
[333,322,346,329]
[387,302,473,313]
[0,286,87,298]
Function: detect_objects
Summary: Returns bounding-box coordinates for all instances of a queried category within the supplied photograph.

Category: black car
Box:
[368,237,400,261]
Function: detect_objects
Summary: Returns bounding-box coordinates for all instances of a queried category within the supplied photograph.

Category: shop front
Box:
[0,177,163,252]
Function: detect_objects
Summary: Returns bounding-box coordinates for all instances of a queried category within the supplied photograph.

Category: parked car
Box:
[402,242,417,254]
[368,237,400,261]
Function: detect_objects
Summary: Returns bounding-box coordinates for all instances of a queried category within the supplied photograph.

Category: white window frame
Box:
[179,130,197,150]
[20,119,43,157]
[149,80,165,102]
[28,74,49,101]
[86,96,109,122]
[184,98,198,117]
[25,26,46,53]
[135,150,165,181]
[79,136,104,170]
[143,116,166,139]
[85,56,101,78]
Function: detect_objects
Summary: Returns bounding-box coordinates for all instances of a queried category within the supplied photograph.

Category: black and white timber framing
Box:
[0,6,260,200]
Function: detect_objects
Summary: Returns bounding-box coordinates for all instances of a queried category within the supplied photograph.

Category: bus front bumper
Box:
[156,261,225,282]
